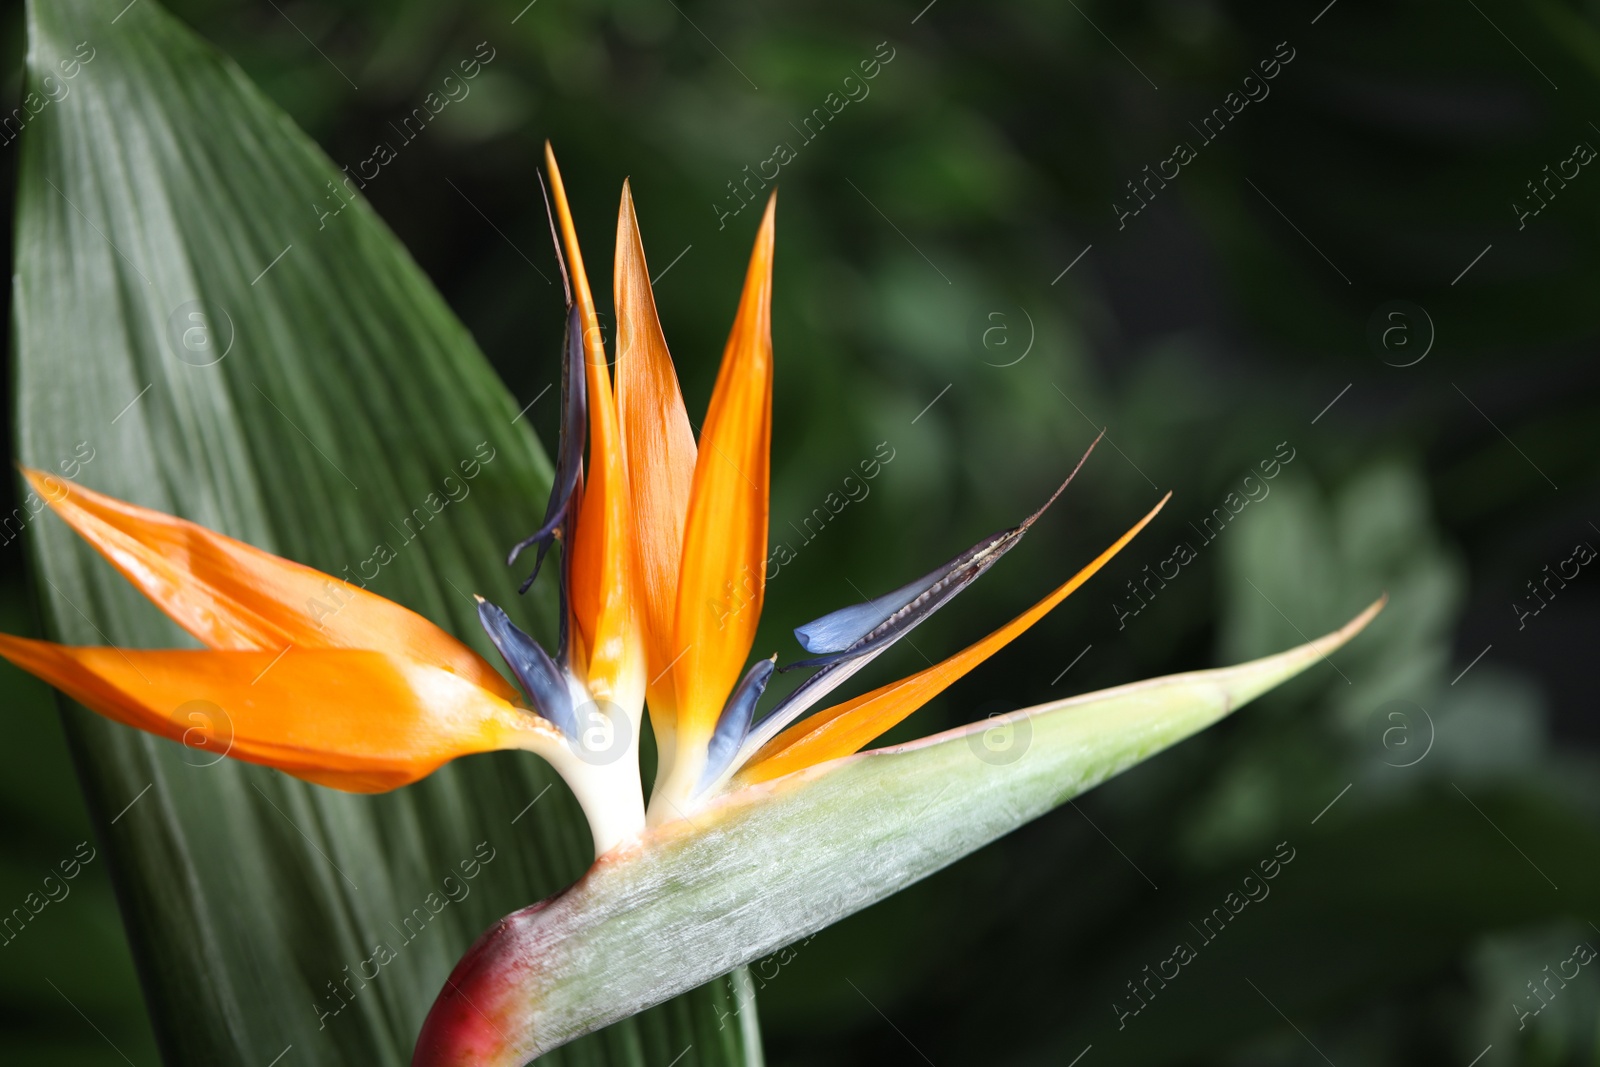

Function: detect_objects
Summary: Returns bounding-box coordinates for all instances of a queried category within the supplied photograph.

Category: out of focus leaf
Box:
[13,0,757,1063]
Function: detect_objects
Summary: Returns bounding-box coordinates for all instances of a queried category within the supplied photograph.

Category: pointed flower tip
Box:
[1344,593,1387,636]
[617,178,641,232]
[1019,432,1117,531]
[20,466,65,501]
[758,191,777,241]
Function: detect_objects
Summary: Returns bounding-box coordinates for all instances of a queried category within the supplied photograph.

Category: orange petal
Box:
[19,470,516,702]
[614,180,697,718]
[737,493,1170,785]
[543,145,644,707]
[671,193,776,747]
[0,634,555,793]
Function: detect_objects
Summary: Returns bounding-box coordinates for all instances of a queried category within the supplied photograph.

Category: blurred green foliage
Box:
[2,0,1597,1063]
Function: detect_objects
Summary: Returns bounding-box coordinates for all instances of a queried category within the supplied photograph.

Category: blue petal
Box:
[780,529,1019,673]
[744,434,1104,763]
[698,656,777,791]
[793,567,946,654]
[781,434,1099,673]
[476,597,578,739]
[509,303,587,597]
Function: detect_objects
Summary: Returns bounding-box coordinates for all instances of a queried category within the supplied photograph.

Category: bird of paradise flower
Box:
[0,146,1381,1067]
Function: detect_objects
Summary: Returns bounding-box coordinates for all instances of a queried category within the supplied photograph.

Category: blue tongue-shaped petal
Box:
[508,170,584,605]
[780,431,1101,674]
[740,432,1103,763]
[476,597,579,740]
[778,527,1016,674]
[508,302,587,596]
[698,656,778,792]
[792,567,946,655]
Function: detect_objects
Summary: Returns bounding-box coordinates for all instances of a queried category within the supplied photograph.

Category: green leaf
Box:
[12,0,758,1063]
[415,601,1383,1065]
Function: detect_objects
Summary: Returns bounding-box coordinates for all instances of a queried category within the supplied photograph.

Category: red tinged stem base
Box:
[412,898,557,1067]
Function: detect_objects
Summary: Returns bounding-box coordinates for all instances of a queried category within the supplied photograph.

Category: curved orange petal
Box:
[543,145,645,708]
[737,493,1170,785]
[614,180,697,721]
[0,634,556,793]
[19,470,516,702]
[671,193,777,751]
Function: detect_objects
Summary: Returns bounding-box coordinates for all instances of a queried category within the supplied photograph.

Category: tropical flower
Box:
[4,145,1385,1067]
[0,145,1165,859]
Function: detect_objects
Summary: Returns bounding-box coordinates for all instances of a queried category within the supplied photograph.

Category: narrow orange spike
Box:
[0,634,556,793]
[19,470,516,701]
[544,145,644,707]
[738,493,1171,785]
[614,180,698,720]
[671,193,777,748]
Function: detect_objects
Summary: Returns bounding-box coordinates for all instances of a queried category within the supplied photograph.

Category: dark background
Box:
[3,0,1598,1063]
